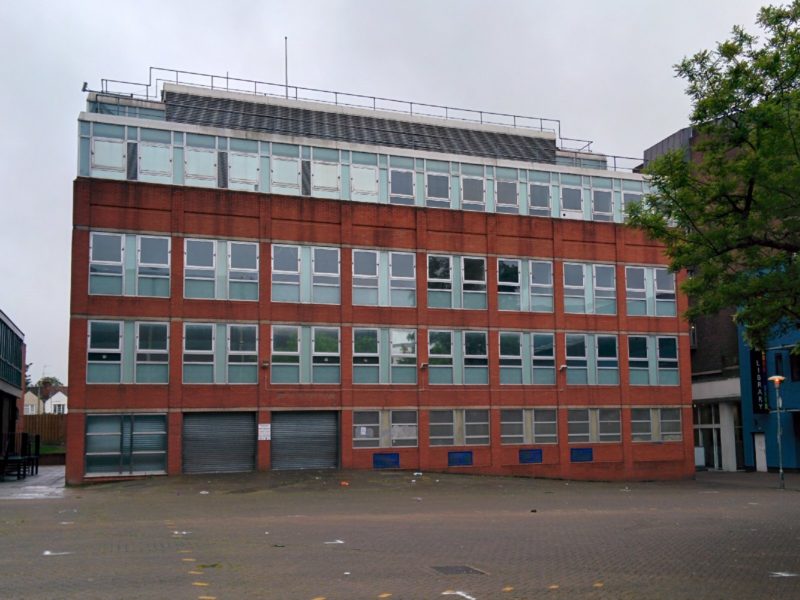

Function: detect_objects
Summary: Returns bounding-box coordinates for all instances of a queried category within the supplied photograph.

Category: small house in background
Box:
[45,390,68,415]
[23,386,69,415]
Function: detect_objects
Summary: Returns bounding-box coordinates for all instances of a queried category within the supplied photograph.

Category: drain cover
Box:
[432,565,486,575]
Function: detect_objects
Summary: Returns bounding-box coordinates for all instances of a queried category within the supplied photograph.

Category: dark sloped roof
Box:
[164,91,556,164]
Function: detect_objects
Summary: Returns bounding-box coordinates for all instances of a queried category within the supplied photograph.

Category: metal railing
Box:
[91,67,645,172]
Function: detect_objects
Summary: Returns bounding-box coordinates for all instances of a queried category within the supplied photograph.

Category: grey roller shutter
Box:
[182,412,256,474]
[271,411,338,470]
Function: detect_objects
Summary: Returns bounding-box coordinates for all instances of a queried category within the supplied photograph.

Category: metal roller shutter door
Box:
[182,412,256,474]
[271,411,339,470]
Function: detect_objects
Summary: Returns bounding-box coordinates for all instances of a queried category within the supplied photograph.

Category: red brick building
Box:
[67,70,693,484]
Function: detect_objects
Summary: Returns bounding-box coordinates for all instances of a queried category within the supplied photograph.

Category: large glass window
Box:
[464,409,490,445]
[657,337,679,385]
[271,245,301,302]
[565,334,588,385]
[427,255,453,308]
[530,261,554,312]
[135,322,168,384]
[137,236,170,297]
[389,167,415,205]
[89,232,124,295]
[626,266,676,317]
[389,252,416,307]
[228,242,259,300]
[353,250,379,306]
[390,329,417,384]
[312,248,340,304]
[501,408,558,444]
[87,321,122,383]
[352,250,416,307]
[227,324,258,384]
[429,410,455,446]
[568,408,621,443]
[529,183,550,217]
[628,336,650,385]
[428,330,453,385]
[462,257,487,309]
[462,176,485,211]
[352,409,418,448]
[184,239,216,299]
[353,328,380,384]
[592,189,613,221]
[655,268,677,316]
[532,333,556,384]
[312,327,340,384]
[463,331,488,384]
[499,332,523,384]
[498,259,521,311]
[561,187,583,216]
[495,179,518,214]
[426,173,450,208]
[596,335,619,385]
[183,323,214,383]
[271,326,300,383]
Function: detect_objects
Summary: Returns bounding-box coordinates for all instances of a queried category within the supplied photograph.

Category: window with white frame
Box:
[271,245,301,302]
[461,175,485,211]
[270,325,300,383]
[353,328,380,384]
[565,333,619,385]
[137,236,170,297]
[227,324,258,384]
[352,250,416,307]
[351,152,379,202]
[625,266,676,316]
[499,332,523,384]
[228,242,259,300]
[463,331,488,384]
[135,322,169,384]
[389,165,415,205]
[561,186,583,218]
[428,330,454,385]
[627,335,680,386]
[429,409,489,446]
[183,323,215,383]
[311,147,340,196]
[89,232,124,295]
[312,248,340,304]
[500,408,558,445]
[498,259,521,310]
[462,257,487,309]
[87,320,123,383]
[631,408,682,442]
[352,409,418,448]
[592,189,613,221]
[568,408,621,443]
[564,263,616,314]
[184,239,216,299]
[532,333,556,384]
[271,145,301,195]
[530,261,554,312]
[228,138,260,192]
[495,176,518,214]
[529,182,551,217]
[271,245,340,304]
[596,335,619,385]
[426,170,450,208]
[312,327,340,384]
[427,254,487,309]
[390,329,417,384]
[566,334,588,385]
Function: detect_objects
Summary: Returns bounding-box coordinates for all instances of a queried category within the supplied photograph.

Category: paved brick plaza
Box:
[1,468,799,599]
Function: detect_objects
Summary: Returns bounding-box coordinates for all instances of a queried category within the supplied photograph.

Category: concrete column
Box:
[719,401,738,471]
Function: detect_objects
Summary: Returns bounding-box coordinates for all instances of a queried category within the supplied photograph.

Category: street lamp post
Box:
[768,375,785,490]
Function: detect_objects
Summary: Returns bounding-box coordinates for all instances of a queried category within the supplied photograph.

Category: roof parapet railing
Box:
[97,67,564,137]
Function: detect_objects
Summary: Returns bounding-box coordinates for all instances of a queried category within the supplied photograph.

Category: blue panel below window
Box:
[570,447,593,463]
[448,451,473,467]
[519,448,543,464]
[373,453,400,469]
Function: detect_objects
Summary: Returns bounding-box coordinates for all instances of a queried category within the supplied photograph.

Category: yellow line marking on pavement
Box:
[189,570,203,575]
[192,582,210,587]
[311,597,327,600]
[548,584,560,590]
[198,596,217,600]
[502,586,514,592]
[179,550,193,554]
[593,582,604,588]
[182,558,197,562]
[378,594,393,598]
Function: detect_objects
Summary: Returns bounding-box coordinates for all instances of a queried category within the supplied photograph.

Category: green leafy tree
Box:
[629,1,800,351]
[35,376,64,404]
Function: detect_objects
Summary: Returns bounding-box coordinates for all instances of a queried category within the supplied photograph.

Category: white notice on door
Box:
[258,424,271,441]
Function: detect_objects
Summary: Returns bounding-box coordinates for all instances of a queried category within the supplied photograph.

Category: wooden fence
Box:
[24,414,66,445]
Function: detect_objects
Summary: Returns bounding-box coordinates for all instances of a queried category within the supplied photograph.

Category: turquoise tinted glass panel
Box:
[312,286,340,304]
[627,299,647,316]
[464,367,488,384]
[185,280,215,298]
[136,364,168,383]
[186,133,215,148]
[272,284,300,302]
[500,368,523,384]
[658,370,679,385]
[596,298,616,314]
[532,367,555,385]
[94,123,125,139]
[532,296,553,312]
[230,281,258,301]
[272,143,299,157]
[630,370,650,385]
[86,455,122,473]
[86,435,121,453]
[87,364,121,383]
[354,366,380,384]
[230,138,258,153]
[429,367,453,384]
[183,364,213,383]
[140,128,171,144]
[566,369,588,385]
[313,365,340,384]
[598,370,619,385]
[390,289,415,307]
[90,275,123,295]
[138,278,169,297]
[428,291,452,308]
[656,301,677,317]
[499,295,520,311]
[271,365,300,383]
[463,292,487,310]
[228,364,258,384]
[391,366,416,384]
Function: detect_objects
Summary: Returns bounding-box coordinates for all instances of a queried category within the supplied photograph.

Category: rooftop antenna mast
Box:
[284,36,288,99]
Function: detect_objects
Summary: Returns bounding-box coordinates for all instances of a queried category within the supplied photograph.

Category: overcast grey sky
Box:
[0,0,768,383]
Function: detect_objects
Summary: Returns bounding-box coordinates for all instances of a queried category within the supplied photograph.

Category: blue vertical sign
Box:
[750,350,768,413]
